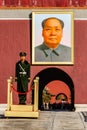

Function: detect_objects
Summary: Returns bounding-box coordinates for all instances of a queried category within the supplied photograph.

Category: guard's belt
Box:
[19,72,26,75]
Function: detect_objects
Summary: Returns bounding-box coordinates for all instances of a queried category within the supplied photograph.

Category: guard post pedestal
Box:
[4,77,40,118]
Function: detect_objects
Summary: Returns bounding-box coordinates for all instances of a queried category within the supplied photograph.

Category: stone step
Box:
[1,111,85,130]
[11,105,34,111]
[5,110,39,118]
[38,112,85,130]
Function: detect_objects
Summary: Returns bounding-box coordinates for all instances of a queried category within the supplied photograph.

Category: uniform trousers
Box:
[18,86,26,104]
[18,80,27,104]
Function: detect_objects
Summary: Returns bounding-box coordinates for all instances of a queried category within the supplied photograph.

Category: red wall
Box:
[0,19,87,104]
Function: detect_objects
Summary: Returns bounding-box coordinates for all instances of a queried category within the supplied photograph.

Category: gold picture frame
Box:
[32,11,74,65]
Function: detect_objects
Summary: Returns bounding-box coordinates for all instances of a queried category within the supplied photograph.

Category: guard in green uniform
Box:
[15,52,30,105]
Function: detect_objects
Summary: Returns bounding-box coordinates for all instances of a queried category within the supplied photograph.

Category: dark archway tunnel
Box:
[32,67,75,111]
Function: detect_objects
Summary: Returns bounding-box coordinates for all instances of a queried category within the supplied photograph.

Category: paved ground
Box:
[0,104,86,130]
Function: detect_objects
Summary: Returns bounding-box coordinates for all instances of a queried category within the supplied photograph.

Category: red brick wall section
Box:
[0,20,30,103]
[1,0,87,7]
[0,20,87,104]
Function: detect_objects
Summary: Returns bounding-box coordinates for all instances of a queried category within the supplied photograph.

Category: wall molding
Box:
[0,104,87,112]
[75,104,87,112]
[0,9,87,19]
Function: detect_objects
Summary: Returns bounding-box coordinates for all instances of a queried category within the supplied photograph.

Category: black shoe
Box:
[19,103,26,105]
[19,103,22,105]
[22,103,26,105]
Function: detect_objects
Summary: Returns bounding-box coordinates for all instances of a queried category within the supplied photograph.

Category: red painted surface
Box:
[0,0,86,6]
[0,20,87,104]
[0,20,30,103]
[72,0,86,6]
[5,0,19,6]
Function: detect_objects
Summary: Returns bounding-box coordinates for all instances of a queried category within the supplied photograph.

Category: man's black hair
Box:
[42,17,64,29]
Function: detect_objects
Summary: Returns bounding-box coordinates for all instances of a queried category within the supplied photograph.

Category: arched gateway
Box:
[32,67,75,111]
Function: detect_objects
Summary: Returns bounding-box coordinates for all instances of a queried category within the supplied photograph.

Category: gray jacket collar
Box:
[42,43,61,57]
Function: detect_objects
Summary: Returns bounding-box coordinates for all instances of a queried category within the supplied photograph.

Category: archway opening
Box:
[42,80,71,111]
[32,67,75,111]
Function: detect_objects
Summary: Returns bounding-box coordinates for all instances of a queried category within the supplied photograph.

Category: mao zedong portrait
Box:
[35,17,71,62]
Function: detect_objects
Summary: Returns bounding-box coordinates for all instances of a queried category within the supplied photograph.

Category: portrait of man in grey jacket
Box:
[34,16,73,63]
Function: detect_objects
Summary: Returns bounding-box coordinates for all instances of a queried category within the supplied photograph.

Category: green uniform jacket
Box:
[15,60,30,92]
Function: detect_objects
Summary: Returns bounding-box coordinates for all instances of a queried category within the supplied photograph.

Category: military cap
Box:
[19,52,27,57]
